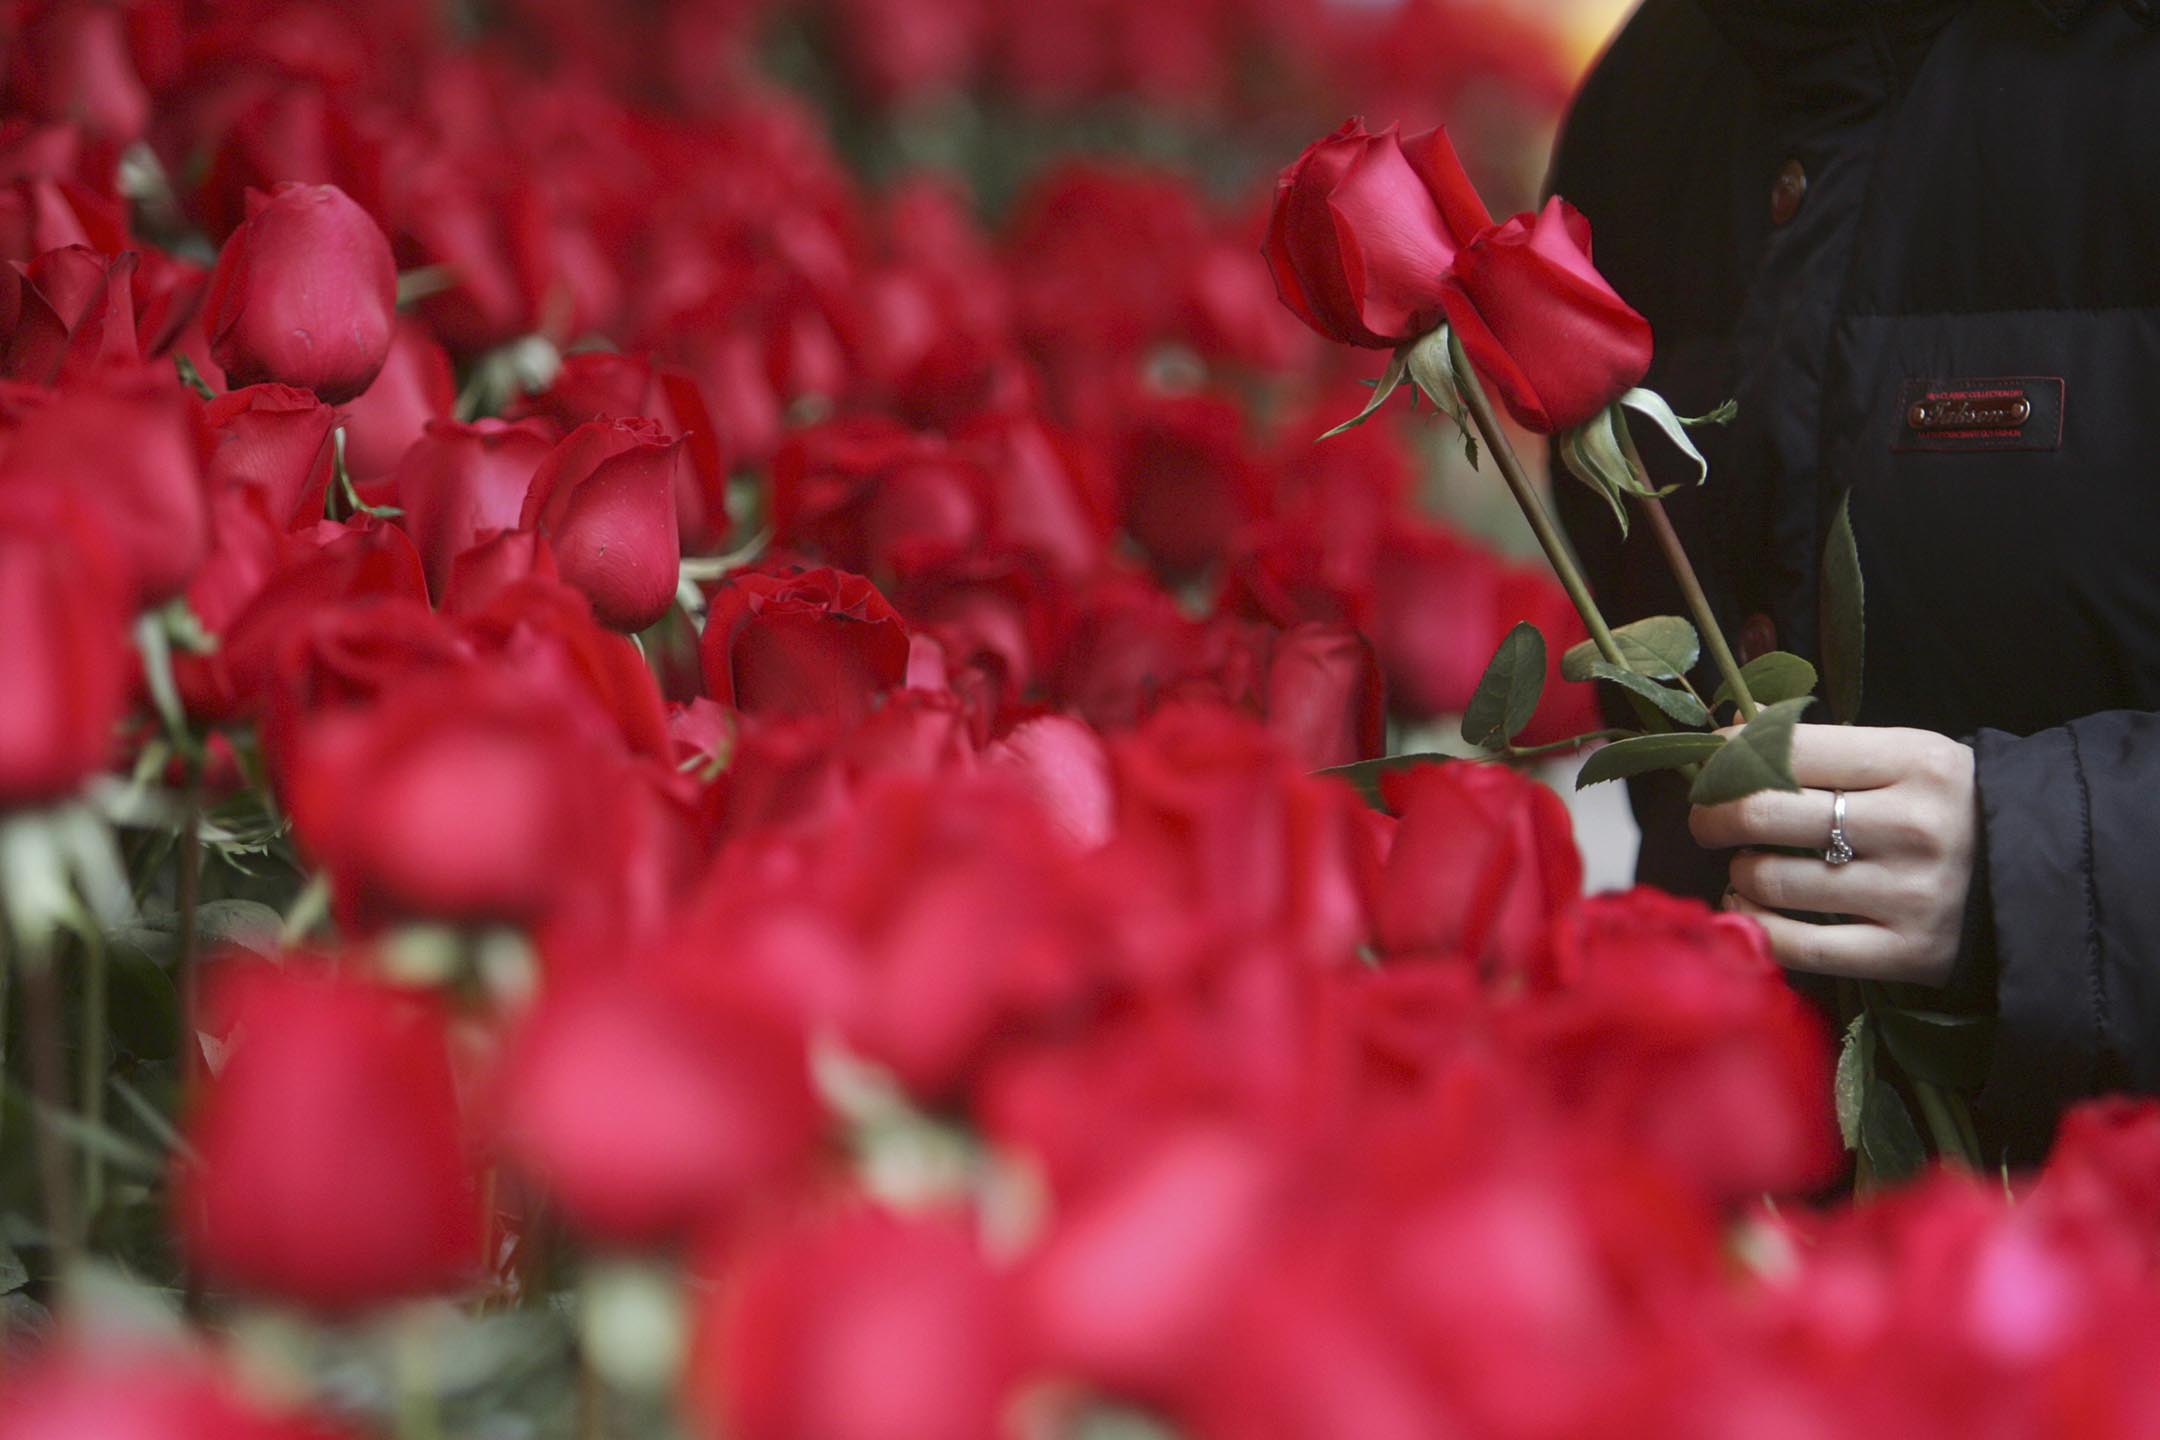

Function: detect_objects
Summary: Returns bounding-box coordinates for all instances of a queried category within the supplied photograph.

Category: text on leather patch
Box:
[1892,377,2063,454]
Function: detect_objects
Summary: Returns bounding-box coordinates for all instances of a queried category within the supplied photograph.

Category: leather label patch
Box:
[1893,377,2064,454]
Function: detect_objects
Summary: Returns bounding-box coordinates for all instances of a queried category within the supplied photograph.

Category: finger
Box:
[1785,724,1913,791]
[1723,890,1900,979]
[1727,851,1905,923]
[1690,786,1893,854]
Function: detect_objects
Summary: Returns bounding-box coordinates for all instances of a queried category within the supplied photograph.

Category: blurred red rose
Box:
[1263,622,1384,771]
[520,417,683,633]
[1114,390,1271,580]
[1513,888,1838,1201]
[440,527,557,617]
[1370,518,1506,721]
[1440,197,1654,434]
[0,365,210,604]
[0,1344,349,1440]
[175,961,479,1312]
[701,566,912,724]
[693,1209,1016,1440]
[338,318,456,484]
[1264,120,1490,349]
[286,666,623,927]
[392,417,555,597]
[0,501,130,808]
[495,970,822,1247]
[1373,761,1580,972]
[7,1,151,143]
[206,182,397,404]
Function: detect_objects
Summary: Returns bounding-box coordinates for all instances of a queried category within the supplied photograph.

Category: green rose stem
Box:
[77,925,107,1224]
[18,944,79,1263]
[1445,331,1628,673]
[1616,425,1760,721]
[176,775,203,1094]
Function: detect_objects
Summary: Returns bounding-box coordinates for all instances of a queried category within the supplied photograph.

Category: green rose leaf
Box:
[1574,731,1726,789]
[1584,661,1710,728]
[1872,1005,1996,1092]
[1712,651,1818,712]
[1461,622,1548,749]
[1688,696,1812,807]
[1315,753,1450,812]
[1561,615,1701,683]
[1821,491,1865,724]
[1834,1013,1870,1151]
[1318,347,1410,441]
[1861,1077,1929,1184]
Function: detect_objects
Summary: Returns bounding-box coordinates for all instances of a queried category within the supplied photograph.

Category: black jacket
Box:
[1550,0,2160,1161]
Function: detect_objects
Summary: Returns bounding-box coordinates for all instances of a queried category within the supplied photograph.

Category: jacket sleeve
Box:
[1972,711,2160,1163]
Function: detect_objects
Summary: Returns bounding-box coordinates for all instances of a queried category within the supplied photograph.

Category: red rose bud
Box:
[206,183,397,405]
[693,1209,1016,1440]
[520,418,683,634]
[495,973,822,1247]
[509,351,733,553]
[392,418,555,598]
[1264,120,1491,349]
[1439,197,1654,433]
[0,503,130,809]
[203,384,338,529]
[700,566,912,725]
[0,1345,350,1440]
[1374,761,1581,973]
[174,962,480,1313]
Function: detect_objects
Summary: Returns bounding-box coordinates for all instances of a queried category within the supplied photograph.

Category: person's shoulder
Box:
[1549,0,1757,204]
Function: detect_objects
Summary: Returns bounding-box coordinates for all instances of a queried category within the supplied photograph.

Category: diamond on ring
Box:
[1824,789,1855,866]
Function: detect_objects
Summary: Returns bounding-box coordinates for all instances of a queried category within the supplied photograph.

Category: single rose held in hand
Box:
[0,4,2149,1439]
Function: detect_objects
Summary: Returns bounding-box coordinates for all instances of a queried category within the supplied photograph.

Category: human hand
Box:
[1688,724,1977,986]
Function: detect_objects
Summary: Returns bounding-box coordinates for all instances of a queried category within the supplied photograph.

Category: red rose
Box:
[1371,519,1507,720]
[509,350,733,553]
[494,971,822,1247]
[692,1209,1016,1440]
[0,365,210,605]
[1263,622,1385,771]
[338,318,456,484]
[0,502,130,808]
[0,1345,349,1440]
[1373,761,1581,971]
[771,416,990,579]
[1264,120,1490,349]
[700,566,912,724]
[206,183,397,404]
[8,1,151,143]
[203,384,338,529]
[1514,889,1838,1201]
[175,962,479,1312]
[391,417,555,597]
[1114,390,1271,579]
[1439,197,1654,433]
[287,666,624,928]
[520,417,683,633]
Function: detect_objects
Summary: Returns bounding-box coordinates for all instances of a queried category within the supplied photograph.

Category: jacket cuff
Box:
[1969,725,2098,1164]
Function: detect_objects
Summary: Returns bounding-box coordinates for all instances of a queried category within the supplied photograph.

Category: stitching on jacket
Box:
[2067,725,2108,1093]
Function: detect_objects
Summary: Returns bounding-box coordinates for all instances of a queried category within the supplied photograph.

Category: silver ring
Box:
[1824,789,1856,866]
